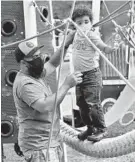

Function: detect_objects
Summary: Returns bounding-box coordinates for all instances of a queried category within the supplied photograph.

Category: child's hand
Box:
[65,29,76,48]
[67,28,76,34]
[104,46,116,54]
[112,47,118,53]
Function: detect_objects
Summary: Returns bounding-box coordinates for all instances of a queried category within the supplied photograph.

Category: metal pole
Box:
[50,0,67,162]
[92,0,101,32]
[49,0,57,52]
[45,1,76,162]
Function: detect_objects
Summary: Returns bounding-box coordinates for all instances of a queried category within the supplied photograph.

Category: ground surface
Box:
[2,143,135,162]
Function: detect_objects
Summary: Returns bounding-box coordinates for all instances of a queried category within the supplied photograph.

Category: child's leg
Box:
[91,103,106,130]
[82,68,107,141]
[76,85,93,125]
[87,103,107,142]
[76,85,94,140]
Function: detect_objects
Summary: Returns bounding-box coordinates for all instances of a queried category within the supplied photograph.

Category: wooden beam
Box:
[23,0,37,45]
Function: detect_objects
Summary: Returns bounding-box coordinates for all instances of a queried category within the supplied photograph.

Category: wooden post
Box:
[92,0,101,33]
[23,0,38,45]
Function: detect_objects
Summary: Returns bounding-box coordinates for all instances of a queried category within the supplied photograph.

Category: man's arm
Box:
[31,83,70,113]
[44,30,76,77]
[43,46,66,77]
[31,72,82,113]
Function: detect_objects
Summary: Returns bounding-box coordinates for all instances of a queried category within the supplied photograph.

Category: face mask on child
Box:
[77,23,92,36]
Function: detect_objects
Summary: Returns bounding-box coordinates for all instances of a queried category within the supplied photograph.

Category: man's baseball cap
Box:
[18,41,44,61]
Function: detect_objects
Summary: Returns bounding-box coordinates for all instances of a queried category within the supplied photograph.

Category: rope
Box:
[128,24,135,35]
[1,22,66,49]
[103,0,124,26]
[102,0,135,49]
[32,0,63,34]
[45,1,76,161]
[69,18,135,92]
[93,0,131,27]
[102,0,135,50]
[97,13,135,49]
[93,10,129,28]
[60,120,135,158]
[131,22,135,27]
[93,0,135,49]
[123,27,135,48]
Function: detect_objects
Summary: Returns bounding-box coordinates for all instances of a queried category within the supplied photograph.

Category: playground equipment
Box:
[105,77,135,127]
[60,120,135,158]
[58,0,135,159]
[1,0,135,161]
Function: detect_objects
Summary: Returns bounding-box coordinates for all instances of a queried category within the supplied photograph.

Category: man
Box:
[13,31,82,162]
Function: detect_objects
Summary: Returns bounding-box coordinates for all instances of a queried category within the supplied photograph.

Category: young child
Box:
[71,4,116,142]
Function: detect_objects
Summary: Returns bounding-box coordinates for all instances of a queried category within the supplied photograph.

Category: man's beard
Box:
[27,57,44,79]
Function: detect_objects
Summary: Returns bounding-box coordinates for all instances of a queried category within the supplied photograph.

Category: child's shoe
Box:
[78,126,95,141]
[87,129,107,142]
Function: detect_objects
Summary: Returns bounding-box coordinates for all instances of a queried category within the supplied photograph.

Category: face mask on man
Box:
[27,57,44,79]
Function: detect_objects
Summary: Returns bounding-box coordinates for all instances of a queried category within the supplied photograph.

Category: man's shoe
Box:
[87,130,108,142]
[78,127,94,141]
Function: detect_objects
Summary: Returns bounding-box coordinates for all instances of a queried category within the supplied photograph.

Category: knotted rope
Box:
[60,121,135,158]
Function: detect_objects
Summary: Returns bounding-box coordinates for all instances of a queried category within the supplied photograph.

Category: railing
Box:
[101,34,128,79]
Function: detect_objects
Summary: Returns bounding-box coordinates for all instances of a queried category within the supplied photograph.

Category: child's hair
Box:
[72,4,93,23]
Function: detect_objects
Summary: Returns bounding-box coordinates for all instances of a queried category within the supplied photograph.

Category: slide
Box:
[105,55,135,127]
[105,77,135,127]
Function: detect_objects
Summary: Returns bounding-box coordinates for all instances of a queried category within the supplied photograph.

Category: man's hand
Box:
[31,71,82,113]
[63,71,83,89]
[44,30,76,75]
[65,29,76,49]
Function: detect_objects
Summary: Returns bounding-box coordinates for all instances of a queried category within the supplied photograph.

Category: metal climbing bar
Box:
[45,1,76,161]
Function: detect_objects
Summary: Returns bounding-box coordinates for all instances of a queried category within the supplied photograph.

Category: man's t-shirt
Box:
[13,72,60,153]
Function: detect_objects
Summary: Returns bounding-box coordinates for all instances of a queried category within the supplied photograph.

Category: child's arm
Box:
[103,46,116,54]
[88,31,116,54]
